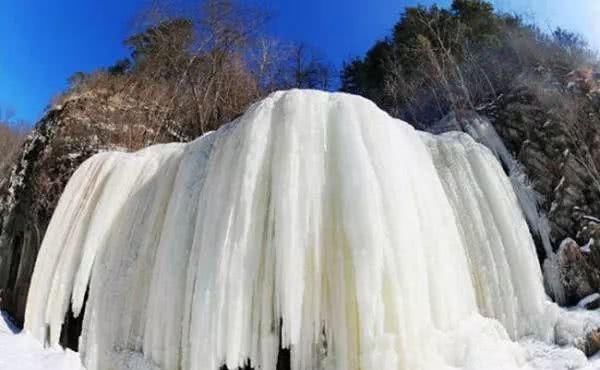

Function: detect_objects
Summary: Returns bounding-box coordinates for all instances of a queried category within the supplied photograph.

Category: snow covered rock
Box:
[22,90,598,370]
[543,238,600,306]
[578,294,600,310]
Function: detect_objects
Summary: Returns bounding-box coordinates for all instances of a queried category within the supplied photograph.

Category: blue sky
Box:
[1,0,600,123]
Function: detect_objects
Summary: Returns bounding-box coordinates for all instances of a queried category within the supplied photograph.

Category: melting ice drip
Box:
[22,90,587,370]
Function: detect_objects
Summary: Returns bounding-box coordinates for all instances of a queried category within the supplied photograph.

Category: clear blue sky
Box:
[1,0,599,123]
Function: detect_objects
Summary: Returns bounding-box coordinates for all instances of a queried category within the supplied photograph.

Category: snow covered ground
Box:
[0,311,83,370]
[2,308,600,370]
[522,338,600,370]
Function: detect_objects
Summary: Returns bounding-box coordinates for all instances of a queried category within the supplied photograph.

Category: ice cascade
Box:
[23,90,574,370]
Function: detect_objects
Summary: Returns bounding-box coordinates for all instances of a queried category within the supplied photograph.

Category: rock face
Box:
[483,82,600,305]
[0,112,63,324]
[0,90,182,325]
[479,84,600,248]
[435,71,600,305]
[582,329,600,356]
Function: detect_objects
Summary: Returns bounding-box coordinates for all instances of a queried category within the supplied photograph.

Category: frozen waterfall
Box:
[22,90,589,370]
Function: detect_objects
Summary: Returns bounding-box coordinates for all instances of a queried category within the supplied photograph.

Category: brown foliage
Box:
[51,0,333,151]
[0,113,27,185]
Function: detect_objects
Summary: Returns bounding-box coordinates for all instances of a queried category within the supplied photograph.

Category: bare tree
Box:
[50,0,335,151]
[0,109,28,187]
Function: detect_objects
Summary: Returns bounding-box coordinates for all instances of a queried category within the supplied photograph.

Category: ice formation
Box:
[22,90,593,370]
[430,112,568,306]
[431,112,553,257]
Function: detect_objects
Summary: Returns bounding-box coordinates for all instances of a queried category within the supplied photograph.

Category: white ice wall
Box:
[23,90,577,370]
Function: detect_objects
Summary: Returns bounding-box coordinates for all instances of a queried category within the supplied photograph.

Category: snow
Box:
[522,339,589,370]
[554,177,566,193]
[581,239,594,253]
[0,311,83,370]
[578,294,600,309]
[18,90,600,370]
[583,215,600,224]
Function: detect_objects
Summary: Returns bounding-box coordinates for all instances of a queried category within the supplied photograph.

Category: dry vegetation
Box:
[51,0,333,150]
[341,0,600,213]
[0,109,27,187]
[341,0,598,128]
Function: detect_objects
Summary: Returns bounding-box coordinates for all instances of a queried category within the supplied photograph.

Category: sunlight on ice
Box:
[21,90,600,370]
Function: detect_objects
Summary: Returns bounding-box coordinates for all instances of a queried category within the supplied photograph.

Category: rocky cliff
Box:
[0,89,183,325]
[437,68,600,305]
[481,87,600,247]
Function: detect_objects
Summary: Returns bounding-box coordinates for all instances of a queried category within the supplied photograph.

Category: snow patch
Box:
[583,215,600,224]
[0,312,83,370]
[581,239,594,254]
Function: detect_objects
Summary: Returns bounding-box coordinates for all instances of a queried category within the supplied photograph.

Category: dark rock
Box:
[436,85,600,305]
[581,328,600,357]
[479,86,600,248]
[0,90,184,326]
[546,238,600,306]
